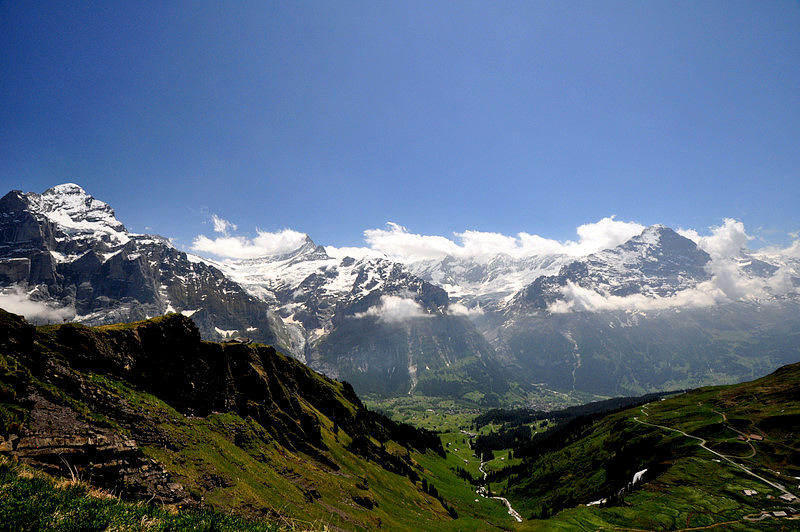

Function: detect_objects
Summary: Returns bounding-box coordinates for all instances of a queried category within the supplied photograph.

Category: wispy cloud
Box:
[547,266,795,314]
[211,214,237,235]
[324,245,385,261]
[547,280,724,313]
[0,285,75,323]
[354,295,431,323]
[447,302,484,316]
[678,218,751,259]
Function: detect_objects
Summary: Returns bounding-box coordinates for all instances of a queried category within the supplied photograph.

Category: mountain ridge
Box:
[3,183,800,402]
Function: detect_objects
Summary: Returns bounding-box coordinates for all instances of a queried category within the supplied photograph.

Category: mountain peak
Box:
[643,223,669,233]
[286,234,330,260]
[620,224,697,252]
[637,224,675,241]
[25,183,129,241]
[43,183,87,196]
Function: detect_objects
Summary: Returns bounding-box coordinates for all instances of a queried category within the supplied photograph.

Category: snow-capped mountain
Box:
[210,240,451,336]
[3,184,799,401]
[483,225,800,395]
[407,253,570,308]
[200,237,506,395]
[0,184,296,350]
[507,225,713,312]
[0,185,506,397]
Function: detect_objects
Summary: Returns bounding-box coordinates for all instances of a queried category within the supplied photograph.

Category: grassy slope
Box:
[0,312,469,531]
[0,457,281,532]
[502,362,800,529]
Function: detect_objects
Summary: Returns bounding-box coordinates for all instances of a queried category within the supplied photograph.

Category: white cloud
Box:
[353,295,431,323]
[784,240,800,259]
[568,217,647,256]
[360,217,645,263]
[211,214,237,235]
[364,222,462,261]
[547,281,726,313]
[191,229,309,259]
[678,218,751,259]
[0,285,75,323]
[324,245,385,261]
[759,238,800,260]
[447,302,484,317]
[676,218,784,303]
[548,261,796,314]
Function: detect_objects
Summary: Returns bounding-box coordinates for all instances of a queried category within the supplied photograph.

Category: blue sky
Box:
[2,1,799,252]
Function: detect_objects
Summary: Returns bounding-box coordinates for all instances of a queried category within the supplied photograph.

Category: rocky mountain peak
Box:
[626,224,692,249]
[25,182,127,237]
[232,234,330,266]
[508,224,714,311]
[43,183,87,196]
[599,224,709,266]
[293,234,330,261]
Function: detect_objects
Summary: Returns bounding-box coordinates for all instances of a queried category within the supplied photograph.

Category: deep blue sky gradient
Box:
[2,1,799,249]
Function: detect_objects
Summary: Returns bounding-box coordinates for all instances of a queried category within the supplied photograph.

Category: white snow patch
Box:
[214,327,239,337]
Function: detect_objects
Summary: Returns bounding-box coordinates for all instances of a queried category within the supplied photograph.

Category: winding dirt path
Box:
[709,409,757,459]
[633,405,795,498]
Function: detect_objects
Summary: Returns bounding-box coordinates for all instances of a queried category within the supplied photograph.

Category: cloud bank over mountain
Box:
[360,217,646,262]
[547,219,799,314]
[353,295,431,323]
[190,214,800,315]
[192,216,649,262]
[0,285,75,323]
[192,216,309,259]
[192,215,799,265]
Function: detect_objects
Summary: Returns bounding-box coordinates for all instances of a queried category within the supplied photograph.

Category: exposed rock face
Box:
[8,393,193,505]
[0,185,296,351]
[0,310,194,503]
